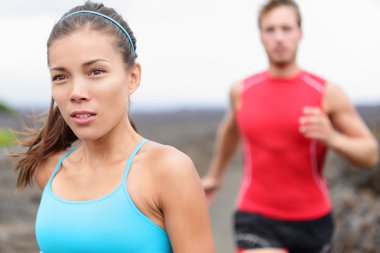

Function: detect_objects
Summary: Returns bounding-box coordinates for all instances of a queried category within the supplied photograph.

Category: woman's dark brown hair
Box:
[11,1,138,191]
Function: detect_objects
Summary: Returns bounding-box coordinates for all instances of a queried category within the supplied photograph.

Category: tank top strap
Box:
[46,149,76,188]
[122,138,149,183]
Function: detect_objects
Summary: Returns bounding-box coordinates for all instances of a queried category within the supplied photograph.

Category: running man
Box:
[202,0,379,252]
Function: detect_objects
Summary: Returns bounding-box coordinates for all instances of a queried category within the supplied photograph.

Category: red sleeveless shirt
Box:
[236,70,332,220]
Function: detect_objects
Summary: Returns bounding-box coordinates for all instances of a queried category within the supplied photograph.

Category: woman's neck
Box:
[74,119,141,167]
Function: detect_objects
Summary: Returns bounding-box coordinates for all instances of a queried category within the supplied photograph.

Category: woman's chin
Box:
[72,131,102,142]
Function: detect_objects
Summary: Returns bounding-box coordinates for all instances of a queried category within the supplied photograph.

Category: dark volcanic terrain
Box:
[1,105,380,253]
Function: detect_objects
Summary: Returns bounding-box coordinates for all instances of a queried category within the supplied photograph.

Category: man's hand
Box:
[201,176,222,207]
[299,106,336,146]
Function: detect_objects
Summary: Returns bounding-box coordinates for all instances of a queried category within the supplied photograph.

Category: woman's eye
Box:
[52,75,67,82]
[90,69,105,76]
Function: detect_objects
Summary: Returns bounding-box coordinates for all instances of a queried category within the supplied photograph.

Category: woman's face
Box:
[48,28,140,141]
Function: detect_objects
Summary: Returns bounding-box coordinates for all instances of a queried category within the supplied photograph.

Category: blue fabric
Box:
[36,139,172,253]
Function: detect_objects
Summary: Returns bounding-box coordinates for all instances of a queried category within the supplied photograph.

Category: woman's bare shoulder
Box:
[141,141,196,176]
[139,141,201,199]
[33,150,68,190]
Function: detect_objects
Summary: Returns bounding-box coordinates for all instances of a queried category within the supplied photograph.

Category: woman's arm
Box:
[156,147,215,253]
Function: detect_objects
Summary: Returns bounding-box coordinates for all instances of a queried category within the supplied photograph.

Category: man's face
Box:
[260,6,302,66]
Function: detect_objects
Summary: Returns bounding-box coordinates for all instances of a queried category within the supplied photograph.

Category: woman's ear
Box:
[128,63,141,95]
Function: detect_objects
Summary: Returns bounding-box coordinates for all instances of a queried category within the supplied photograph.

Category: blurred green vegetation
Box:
[0,101,15,113]
[0,129,14,147]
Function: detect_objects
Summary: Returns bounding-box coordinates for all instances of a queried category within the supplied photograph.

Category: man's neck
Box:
[268,62,300,78]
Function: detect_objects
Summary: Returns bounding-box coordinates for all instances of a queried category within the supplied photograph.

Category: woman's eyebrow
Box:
[49,66,67,72]
[49,59,109,71]
[82,59,109,68]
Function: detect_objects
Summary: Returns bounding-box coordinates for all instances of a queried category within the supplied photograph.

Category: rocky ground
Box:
[0,106,379,253]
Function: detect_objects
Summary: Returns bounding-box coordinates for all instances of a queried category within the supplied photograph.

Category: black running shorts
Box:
[234,211,334,253]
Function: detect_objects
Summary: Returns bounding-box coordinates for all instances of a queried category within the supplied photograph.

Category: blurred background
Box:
[1,0,380,252]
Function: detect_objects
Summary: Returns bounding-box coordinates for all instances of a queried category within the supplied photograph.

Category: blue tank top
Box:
[36,139,173,253]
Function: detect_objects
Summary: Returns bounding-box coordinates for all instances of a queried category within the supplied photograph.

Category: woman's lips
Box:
[70,111,97,125]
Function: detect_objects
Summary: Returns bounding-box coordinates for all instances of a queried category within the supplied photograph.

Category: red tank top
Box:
[236,70,332,220]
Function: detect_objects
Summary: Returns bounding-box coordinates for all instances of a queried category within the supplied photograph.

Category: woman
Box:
[12,2,215,252]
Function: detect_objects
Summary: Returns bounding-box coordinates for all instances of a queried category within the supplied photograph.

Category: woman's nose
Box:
[69,78,89,103]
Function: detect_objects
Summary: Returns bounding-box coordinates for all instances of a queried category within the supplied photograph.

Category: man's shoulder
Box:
[236,70,268,93]
[299,69,329,94]
[243,70,268,85]
[300,70,328,86]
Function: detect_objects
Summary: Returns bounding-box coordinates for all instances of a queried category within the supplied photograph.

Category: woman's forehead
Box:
[50,28,116,48]
[48,29,120,65]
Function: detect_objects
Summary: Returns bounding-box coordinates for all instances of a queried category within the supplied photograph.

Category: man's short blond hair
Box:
[258,0,302,29]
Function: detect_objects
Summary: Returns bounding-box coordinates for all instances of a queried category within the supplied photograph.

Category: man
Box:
[202,0,379,252]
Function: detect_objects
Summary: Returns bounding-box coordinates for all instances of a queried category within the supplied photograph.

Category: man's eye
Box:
[265,27,274,33]
[283,26,292,32]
